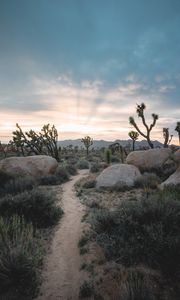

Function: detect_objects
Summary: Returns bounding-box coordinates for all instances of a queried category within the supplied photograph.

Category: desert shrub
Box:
[91,209,119,234]
[55,166,70,183]
[79,280,94,298]
[1,177,35,195]
[66,164,77,175]
[111,155,120,163]
[90,162,100,173]
[119,266,164,300]
[135,173,161,189]
[38,175,59,186]
[0,215,44,299]
[78,234,89,248]
[66,156,79,165]
[85,199,100,209]
[159,185,180,201]
[0,189,63,228]
[0,170,16,188]
[92,188,180,276]
[76,159,89,169]
[38,165,75,185]
[82,180,96,189]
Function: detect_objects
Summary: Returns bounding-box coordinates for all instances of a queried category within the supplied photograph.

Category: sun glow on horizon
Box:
[0,76,179,145]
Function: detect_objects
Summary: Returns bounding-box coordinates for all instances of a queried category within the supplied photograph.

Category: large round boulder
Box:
[126,148,172,172]
[0,155,58,178]
[161,165,180,188]
[96,163,141,190]
[173,149,180,164]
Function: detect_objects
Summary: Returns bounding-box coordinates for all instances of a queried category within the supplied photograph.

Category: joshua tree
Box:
[11,123,60,161]
[81,136,93,156]
[175,122,180,145]
[128,131,139,151]
[163,128,173,148]
[129,103,158,148]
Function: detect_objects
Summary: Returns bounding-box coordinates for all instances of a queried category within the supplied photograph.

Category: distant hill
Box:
[58,139,164,149]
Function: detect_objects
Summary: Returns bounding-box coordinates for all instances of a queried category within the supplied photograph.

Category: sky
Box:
[0,0,180,144]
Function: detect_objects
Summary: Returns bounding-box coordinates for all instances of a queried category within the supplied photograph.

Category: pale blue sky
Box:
[0,0,180,142]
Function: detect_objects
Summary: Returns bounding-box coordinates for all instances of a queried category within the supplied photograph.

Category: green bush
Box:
[0,189,63,228]
[38,175,59,186]
[66,164,77,175]
[0,215,44,299]
[119,266,165,300]
[79,280,94,298]
[92,187,180,276]
[90,162,100,173]
[76,159,89,169]
[135,173,161,189]
[82,179,96,189]
[111,155,120,163]
[1,177,35,195]
[55,166,70,183]
[0,170,16,188]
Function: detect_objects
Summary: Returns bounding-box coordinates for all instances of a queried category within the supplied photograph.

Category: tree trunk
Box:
[132,140,135,151]
[147,137,154,148]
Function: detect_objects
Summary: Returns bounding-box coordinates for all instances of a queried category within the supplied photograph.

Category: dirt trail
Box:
[37,170,89,300]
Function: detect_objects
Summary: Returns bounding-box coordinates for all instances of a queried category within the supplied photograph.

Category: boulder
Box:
[126,148,172,172]
[161,165,180,188]
[96,163,141,190]
[173,149,180,164]
[0,155,58,178]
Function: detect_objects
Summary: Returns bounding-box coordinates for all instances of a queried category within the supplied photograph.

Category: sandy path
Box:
[37,170,89,300]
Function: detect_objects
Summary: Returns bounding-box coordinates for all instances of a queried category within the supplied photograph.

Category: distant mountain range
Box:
[58,139,164,149]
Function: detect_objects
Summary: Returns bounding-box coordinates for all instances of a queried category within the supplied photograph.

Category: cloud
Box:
[0,73,179,144]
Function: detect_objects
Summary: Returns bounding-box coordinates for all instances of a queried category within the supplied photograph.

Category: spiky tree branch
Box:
[175,122,180,145]
[163,128,173,148]
[81,136,93,156]
[11,123,60,161]
[129,103,158,148]
[128,131,139,151]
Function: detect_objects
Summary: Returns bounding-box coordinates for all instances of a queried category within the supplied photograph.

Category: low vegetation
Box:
[0,169,63,299]
[76,159,89,169]
[77,174,180,299]
[0,188,63,228]
[0,215,44,300]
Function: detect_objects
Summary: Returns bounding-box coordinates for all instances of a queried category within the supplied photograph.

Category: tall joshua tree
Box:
[175,122,180,145]
[129,103,158,149]
[11,123,60,161]
[81,136,93,156]
[163,128,173,148]
[128,131,139,151]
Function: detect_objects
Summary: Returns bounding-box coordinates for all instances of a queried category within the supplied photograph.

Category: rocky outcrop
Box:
[96,163,141,190]
[126,148,172,172]
[161,165,180,188]
[173,149,180,164]
[0,155,58,178]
